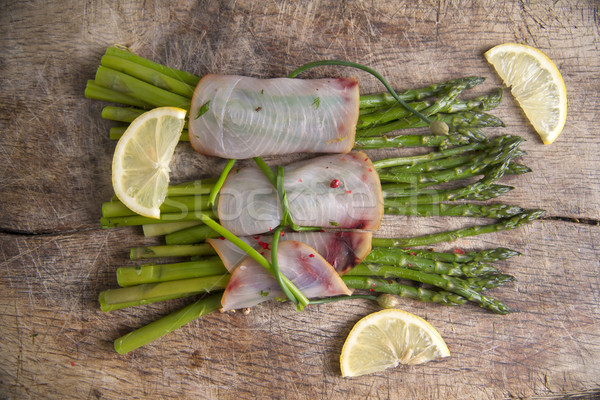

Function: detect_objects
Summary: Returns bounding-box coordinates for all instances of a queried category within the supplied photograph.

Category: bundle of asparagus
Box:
[86,46,545,354]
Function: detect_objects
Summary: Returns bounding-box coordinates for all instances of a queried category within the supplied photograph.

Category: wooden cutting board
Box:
[1,1,599,399]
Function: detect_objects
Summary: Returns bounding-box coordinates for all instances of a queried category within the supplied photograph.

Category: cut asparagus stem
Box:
[113,293,222,355]
[100,210,217,228]
[168,179,217,196]
[342,275,467,306]
[165,224,221,245]
[344,264,511,314]
[130,243,216,259]
[84,80,153,109]
[103,106,192,129]
[110,126,190,141]
[102,106,145,123]
[99,274,230,311]
[94,66,191,109]
[117,257,227,286]
[102,195,211,218]
[143,221,203,237]
[101,54,196,98]
[105,45,201,87]
[371,210,546,248]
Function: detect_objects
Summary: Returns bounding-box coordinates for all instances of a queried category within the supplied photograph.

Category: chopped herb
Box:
[260,89,264,94]
[329,221,339,226]
[259,290,270,297]
[31,333,38,337]
[195,100,211,119]
[312,97,321,109]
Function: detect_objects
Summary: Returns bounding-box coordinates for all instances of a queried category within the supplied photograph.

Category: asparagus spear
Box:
[341,276,467,306]
[357,88,502,130]
[100,210,217,228]
[384,202,526,218]
[345,264,511,314]
[100,55,196,98]
[164,224,220,245]
[102,195,211,218]
[372,141,490,169]
[116,257,228,286]
[84,80,153,109]
[382,183,514,202]
[465,274,515,291]
[130,243,216,260]
[142,221,203,237]
[353,134,471,150]
[94,66,191,109]
[377,136,523,185]
[379,247,521,263]
[362,249,499,277]
[99,274,229,311]
[358,76,484,108]
[114,293,222,355]
[104,45,201,87]
[371,210,546,248]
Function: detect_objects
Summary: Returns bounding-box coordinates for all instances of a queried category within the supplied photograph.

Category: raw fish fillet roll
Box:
[217,152,383,236]
[189,74,360,158]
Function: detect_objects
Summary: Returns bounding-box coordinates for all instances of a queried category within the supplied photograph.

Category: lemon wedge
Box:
[340,309,450,377]
[485,43,567,144]
[112,107,186,219]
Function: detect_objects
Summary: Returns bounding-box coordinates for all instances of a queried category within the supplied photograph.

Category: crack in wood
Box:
[541,216,600,226]
[0,226,99,237]
[1,214,598,238]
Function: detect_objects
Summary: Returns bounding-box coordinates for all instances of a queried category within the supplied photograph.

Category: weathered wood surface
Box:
[1,1,599,399]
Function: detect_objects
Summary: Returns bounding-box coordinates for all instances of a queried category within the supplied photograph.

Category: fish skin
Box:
[188,74,359,159]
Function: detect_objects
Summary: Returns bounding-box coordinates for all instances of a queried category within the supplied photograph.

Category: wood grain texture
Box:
[1,0,599,399]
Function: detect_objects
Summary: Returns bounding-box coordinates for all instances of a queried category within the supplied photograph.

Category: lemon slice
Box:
[112,107,186,218]
[340,309,450,377]
[485,43,567,144]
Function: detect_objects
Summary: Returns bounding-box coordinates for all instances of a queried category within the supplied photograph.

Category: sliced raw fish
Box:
[208,231,372,275]
[220,240,352,311]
